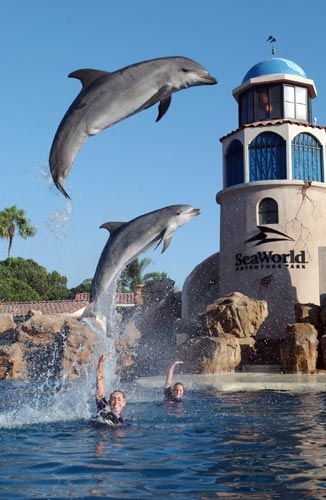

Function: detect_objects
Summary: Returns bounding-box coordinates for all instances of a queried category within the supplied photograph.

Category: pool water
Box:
[1,382,326,499]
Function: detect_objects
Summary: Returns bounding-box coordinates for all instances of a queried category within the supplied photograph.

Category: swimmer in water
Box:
[164,360,184,403]
[95,353,128,426]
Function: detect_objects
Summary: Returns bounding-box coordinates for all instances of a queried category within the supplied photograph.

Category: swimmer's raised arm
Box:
[164,360,183,389]
[96,353,110,399]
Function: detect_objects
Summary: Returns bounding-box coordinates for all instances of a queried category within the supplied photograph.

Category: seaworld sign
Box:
[235,226,308,271]
[235,250,308,271]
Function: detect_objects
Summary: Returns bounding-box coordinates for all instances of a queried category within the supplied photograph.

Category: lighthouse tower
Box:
[216,57,326,340]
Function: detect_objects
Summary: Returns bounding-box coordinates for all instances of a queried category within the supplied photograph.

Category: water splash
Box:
[33,164,73,239]
[44,201,73,240]
[0,273,123,429]
[81,274,122,392]
[32,163,67,199]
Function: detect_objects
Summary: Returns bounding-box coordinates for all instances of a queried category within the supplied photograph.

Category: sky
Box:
[1,0,326,289]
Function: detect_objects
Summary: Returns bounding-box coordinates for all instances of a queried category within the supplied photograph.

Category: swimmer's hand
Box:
[98,353,111,364]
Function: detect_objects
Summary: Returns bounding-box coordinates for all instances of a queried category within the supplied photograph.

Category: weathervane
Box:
[267,35,277,57]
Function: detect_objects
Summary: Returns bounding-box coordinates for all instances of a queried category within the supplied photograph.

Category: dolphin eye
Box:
[181,68,189,73]
[176,210,181,215]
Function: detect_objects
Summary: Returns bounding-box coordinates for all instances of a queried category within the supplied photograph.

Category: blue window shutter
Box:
[292,133,323,182]
[249,132,286,181]
[225,140,244,187]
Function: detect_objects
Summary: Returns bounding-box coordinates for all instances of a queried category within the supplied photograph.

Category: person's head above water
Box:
[109,390,126,416]
[172,382,184,400]
[164,360,185,401]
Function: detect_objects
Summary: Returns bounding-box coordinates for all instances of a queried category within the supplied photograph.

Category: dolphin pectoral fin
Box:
[68,69,111,89]
[153,230,165,251]
[153,230,173,253]
[161,234,173,253]
[155,95,172,122]
[156,96,172,122]
[142,86,171,113]
[100,221,125,234]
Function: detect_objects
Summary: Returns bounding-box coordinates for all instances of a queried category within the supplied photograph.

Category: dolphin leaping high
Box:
[49,56,217,198]
[82,204,200,319]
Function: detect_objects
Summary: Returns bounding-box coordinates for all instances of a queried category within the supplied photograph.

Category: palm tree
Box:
[118,258,170,292]
[0,206,36,258]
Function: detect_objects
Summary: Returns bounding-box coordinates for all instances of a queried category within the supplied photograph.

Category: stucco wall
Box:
[216,181,326,338]
[182,252,220,320]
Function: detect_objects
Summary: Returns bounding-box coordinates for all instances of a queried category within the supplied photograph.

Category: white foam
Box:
[136,372,326,393]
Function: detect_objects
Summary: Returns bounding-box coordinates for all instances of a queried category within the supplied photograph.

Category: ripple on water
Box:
[0,388,326,498]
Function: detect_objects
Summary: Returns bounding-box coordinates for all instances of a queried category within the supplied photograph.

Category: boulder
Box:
[320,305,326,328]
[0,314,15,333]
[294,303,321,330]
[61,318,96,380]
[11,314,96,381]
[0,343,27,379]
[319,335,326,370]
[181,334,241,373]
[0,313,17,345]
[17,314,65,347]
[238,337,256,365]
[114,322,141,353]
[199,292,268,338]
[280,323,318,373]
[26,309,43,320]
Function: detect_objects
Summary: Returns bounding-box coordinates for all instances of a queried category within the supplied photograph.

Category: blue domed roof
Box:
[242,58,307,83]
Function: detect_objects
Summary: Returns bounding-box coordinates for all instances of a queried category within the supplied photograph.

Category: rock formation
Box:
[180,292,268,373]
[7,286,318,379]
[291,302,326,372]
[0,311,96,380]
[280,323,318,373]
[199,292,268,338]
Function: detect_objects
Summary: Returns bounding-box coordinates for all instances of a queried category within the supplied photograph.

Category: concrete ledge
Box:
[241,365,281,373]
[136,372,326,393]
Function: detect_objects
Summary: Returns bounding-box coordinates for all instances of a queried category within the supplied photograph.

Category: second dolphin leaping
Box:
[82,204,200,319]
[49,56,217,198]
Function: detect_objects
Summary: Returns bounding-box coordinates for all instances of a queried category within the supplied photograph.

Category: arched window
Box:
[292,133,323,182]
[258,198,279,224]
[249,132,286,181]
[225,140,244,187]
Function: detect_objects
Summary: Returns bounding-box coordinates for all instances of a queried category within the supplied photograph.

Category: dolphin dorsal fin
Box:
[68,69,111,89]
[99,221,125,235]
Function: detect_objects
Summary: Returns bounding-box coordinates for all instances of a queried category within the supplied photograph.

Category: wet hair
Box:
[109,390,126,400]
[173,382,184,390]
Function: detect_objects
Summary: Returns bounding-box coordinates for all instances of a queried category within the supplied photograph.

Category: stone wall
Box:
[0,310,96,380]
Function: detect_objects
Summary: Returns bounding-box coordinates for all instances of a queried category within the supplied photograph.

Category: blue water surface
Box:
[1,382,326,499]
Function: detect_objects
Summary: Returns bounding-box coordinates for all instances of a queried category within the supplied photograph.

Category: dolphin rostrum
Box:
[82,204,200,318]
[49,57,217,198]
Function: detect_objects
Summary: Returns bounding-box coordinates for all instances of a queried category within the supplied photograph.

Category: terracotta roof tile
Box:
[219,119,326,142]
[0,292,135,316]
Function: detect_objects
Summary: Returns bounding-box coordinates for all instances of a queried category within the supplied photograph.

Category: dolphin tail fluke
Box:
[55,178,71,200]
